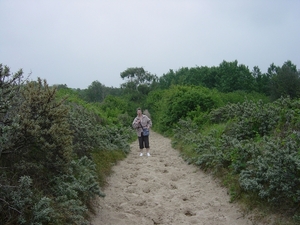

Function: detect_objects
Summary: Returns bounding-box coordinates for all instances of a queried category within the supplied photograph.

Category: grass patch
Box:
[171,137,199,165]
[172,140,197,158]
[92,149,127,187]
[219,170,241,203]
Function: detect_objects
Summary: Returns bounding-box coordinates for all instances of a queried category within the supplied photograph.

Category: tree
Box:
[120,67,158,102]
[85,80,106,102]
[217,60,255,93]
[269,61,300,100]
[252,66,271,94]
[158,69,176,89]
[0,64,24,157]
[120,67,158,89]
[267,63,280,78]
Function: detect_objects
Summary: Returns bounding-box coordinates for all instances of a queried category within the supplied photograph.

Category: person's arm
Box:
[132,118,140,129]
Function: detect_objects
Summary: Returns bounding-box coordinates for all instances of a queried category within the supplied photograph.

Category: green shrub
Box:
[239,135,300,206]
[50,156,104,224]
[32,197,54,225]
[148,85,222,133]
[172,96,300,221]
[0,64,23,158]
[210,99,281,139]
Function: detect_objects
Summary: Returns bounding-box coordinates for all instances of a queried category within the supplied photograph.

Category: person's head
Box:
[137,107,142,116]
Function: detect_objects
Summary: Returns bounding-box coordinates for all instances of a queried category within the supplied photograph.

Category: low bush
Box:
[240,135,300,207]
[171,97,300,223]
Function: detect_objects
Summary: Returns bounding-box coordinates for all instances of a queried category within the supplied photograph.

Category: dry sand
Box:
[91,131,262,225]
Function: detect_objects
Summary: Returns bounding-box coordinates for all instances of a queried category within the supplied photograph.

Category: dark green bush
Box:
[1,69,134,224]
[50,156,104,224]
[147,85,222,133]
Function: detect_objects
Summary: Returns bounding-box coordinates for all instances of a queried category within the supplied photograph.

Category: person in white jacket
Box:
[132,108,152,156]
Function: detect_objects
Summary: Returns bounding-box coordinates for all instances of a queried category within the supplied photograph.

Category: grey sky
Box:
[1,0,299,89]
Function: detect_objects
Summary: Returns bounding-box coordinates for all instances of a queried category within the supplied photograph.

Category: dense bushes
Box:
[239,135,300,206]
[146,85,267,135]
[0,65,134,224]
[147,77,300,222]
[171,97,300,220]
[67,102,132,158]
[146,85,222,133]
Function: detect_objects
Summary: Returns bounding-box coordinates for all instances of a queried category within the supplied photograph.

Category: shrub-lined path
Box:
[91,131,263,225]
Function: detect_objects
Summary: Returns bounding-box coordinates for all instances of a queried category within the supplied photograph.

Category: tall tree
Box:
[269,61,300,100]
[217,60,255,92]
[120,67,158,101]
[158,69,176,89]
[267,63,280,78]
[252,66,270,94]
[85,80,106,102]
[120,67,158,88]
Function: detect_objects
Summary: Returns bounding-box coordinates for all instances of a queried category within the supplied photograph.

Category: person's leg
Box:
[138,136,144,156]
[144,136,150,156]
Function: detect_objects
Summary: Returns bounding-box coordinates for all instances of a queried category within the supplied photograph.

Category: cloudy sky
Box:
[1,0,299,89]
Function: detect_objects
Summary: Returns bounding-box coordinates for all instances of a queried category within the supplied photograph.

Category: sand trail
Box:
[91,131,260,225]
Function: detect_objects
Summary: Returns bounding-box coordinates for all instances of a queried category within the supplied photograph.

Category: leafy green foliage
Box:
[0,64,23,156]
[156,60,300,102]
[218,60,256,92]
[120,67,158,88]
[146,85,223,134]
[157,60,257,93]
[58,89,135,158]
[212,99,280,139]
[84,80,107,103]
[1,66,135,224]
[1,157,103,224]
[75,80,123,103]
[50,156,104,224]
[146,85,267,135]
[2,58,299,224]
[171,96,300,221]
[16,79,72,175]
[1,176,34,224]
[120,67,158,103]
[239,135,300,206]
[269,60,300,100]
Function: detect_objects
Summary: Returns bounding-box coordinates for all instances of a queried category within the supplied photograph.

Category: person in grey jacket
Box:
[132,108,152,156]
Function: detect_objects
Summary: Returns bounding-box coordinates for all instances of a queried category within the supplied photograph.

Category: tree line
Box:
[71,60,300,107]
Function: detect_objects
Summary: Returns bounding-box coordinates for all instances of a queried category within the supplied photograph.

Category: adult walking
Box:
[132,108,152,156]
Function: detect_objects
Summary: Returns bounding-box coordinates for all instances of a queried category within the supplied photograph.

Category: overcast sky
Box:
[1,0,300,89]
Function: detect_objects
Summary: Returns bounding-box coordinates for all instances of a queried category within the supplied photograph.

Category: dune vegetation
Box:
[1,60,300,224]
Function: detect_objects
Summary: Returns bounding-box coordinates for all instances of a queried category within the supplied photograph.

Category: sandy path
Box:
[91,131,260,225]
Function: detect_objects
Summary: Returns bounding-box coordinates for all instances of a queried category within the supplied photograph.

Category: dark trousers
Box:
[138,134,150,149]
